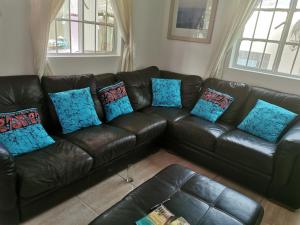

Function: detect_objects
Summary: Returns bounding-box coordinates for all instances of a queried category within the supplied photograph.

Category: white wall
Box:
[157,0,236,77]
[0,0,34,76]
[132,0,164,69]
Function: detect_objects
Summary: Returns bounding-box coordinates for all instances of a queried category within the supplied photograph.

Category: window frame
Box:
[48,0,119,57]
[231,0,300,78]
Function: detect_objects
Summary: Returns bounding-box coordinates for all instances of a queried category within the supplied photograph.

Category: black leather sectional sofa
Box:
[0,66,300,225]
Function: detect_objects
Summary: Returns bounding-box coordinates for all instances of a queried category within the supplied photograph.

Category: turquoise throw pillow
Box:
[0,108,55,156]
[49,87,101,134]
[238,100,297,143]
[97,82,134,121]
[191,88,234,123]
[152,78,182,108]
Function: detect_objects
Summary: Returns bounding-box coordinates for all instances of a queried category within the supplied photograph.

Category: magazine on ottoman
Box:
[136,205,190,225]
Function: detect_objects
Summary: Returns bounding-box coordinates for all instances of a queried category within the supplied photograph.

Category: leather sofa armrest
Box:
[0,144,19,225]
[269,120,300,209]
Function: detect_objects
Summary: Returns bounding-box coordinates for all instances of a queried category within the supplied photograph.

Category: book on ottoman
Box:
[136,205,190,225]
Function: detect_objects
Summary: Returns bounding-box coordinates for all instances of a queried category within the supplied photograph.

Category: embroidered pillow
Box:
[152,78,182,108]
[238,100,297,143]
[97,82,134,121]
[49,87,101,134]
[0,108,55,156]
[191,88,234,123]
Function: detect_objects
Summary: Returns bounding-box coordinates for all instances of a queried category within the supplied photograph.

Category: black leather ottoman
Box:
[89,164,264,225]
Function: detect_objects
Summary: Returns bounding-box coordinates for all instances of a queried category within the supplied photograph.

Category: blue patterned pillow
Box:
[0,108,55,156]
[152,78,182,108]
[238,100,297,143]
[97,82,134,121]
[191,88,234,123]
[49,87,101,134]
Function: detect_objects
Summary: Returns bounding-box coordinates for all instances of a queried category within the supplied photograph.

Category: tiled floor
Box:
[22,149,300,225]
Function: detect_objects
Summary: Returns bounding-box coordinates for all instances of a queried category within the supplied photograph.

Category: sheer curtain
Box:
[111,0,134,72]
[207,0,260,79]
[30,0,64,76]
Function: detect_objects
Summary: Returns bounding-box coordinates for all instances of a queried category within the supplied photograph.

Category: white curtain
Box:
[111,0,134,72]
[30,0,64,76]
[207,0,260,79]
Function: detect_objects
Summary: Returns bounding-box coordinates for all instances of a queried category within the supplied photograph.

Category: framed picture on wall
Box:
[168,0,218,43]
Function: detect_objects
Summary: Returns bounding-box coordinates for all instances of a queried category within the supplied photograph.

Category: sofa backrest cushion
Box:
[41,74,103,133]
[94,73,118,90]
[117,66,160,110]
[0,75,52,130]
[202,78,251,125]
[241,86,300,123]
[160,71,203,109]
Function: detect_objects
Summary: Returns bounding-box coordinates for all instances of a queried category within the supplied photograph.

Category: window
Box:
[48,0,117,55]
[232,0,300,78]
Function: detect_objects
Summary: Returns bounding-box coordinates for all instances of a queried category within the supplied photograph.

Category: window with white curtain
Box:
[48,0,117,55]
[232,0,300,78]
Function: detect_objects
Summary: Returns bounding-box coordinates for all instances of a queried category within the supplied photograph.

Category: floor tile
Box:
[261,199,300,225]
[118,149,217,187]
[78,174,134,215]
[21,197,97,225]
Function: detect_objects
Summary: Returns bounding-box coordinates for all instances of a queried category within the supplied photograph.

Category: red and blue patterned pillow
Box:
[0,108,55,156]
[97,82,134,121]
[191,88,234,122]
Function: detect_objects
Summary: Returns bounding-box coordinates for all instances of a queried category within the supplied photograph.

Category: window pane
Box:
[277,0,291,9]
[261,0,277,9]
[236,40,251,66]
[48,22,57,53]
[84,0,96,22]
[261,43,278,70]
[278,45,298,74]
[287,12,300,44]
[248,41,266,68]
[70,0,80,20]
[96,0,107,23]
[56,21,71,53]
[254,11,273,39]
[269,12,287,41]
[96,25,105,52]
[297,0,300,9]
[84,23,95,52]
[71,21,82,53]
[107,26,114,52]
[292,50,300,76]
[107,0,115,25]
[243,11,258,38]
[57,0,69,19]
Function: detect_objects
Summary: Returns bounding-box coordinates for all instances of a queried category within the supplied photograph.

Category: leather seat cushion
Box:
[216,130,276,175]
[89,164,263,225]
[142,107,189,123]
[109,112,167,146]
[170,116,233,151]
[66,125,136,168]
[15,139,93,199]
